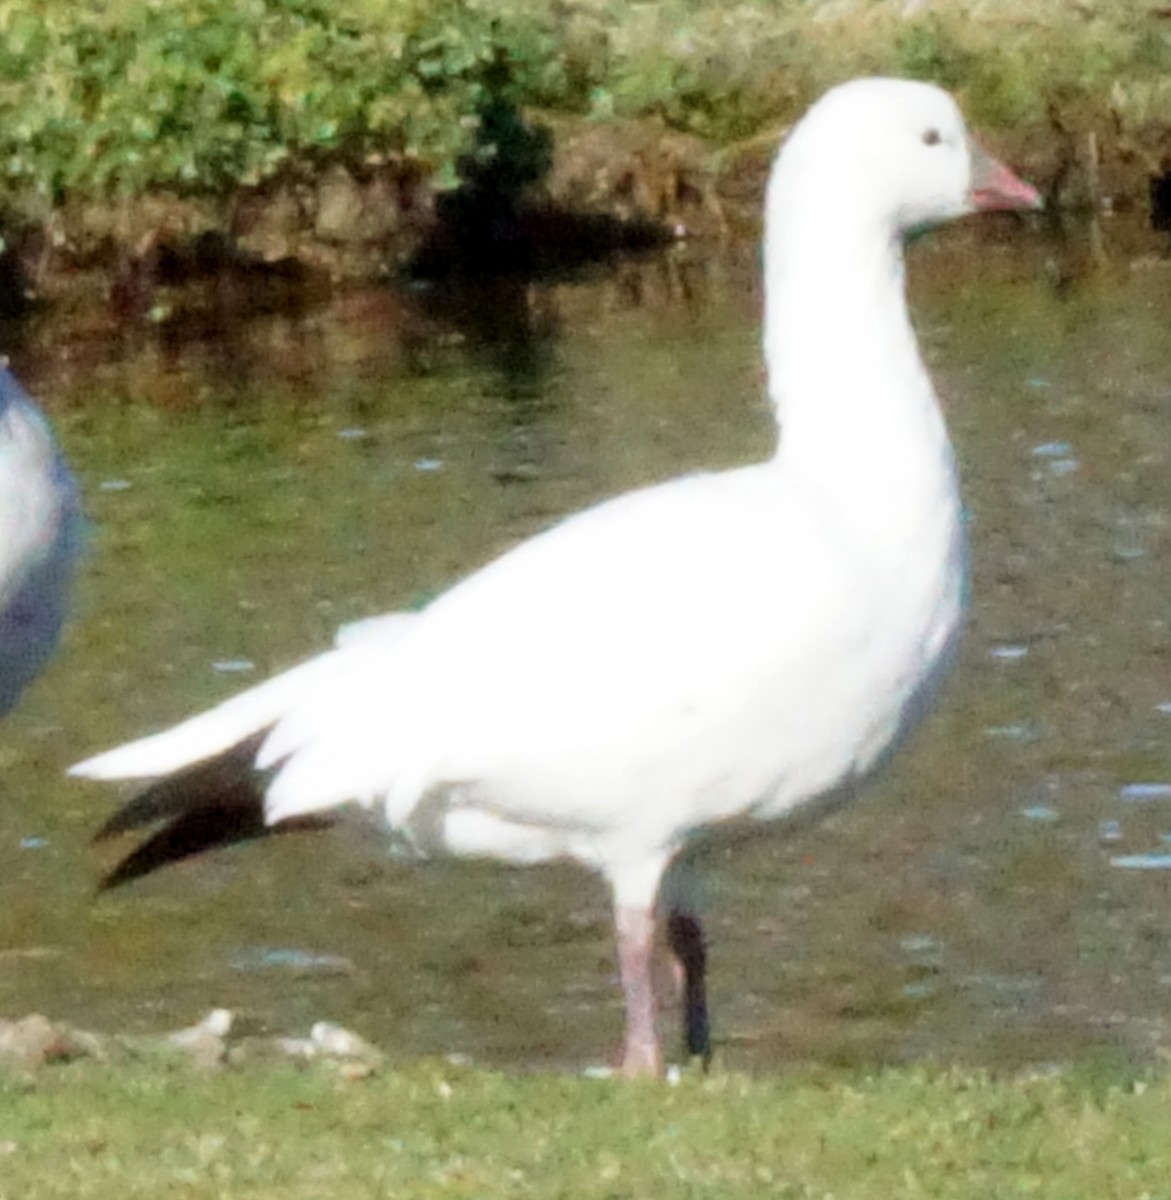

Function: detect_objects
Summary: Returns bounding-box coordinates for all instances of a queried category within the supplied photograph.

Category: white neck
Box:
[761,170,959,544]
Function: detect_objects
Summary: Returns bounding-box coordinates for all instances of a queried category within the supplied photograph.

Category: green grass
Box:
[3,1058,1171,1198]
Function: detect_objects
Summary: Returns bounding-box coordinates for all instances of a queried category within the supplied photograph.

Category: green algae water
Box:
[4,214,1171,1074]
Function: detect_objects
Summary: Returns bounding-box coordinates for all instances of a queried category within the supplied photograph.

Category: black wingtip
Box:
[97,805,336,891]
[98,803,270,889]
[91,733,269,846]
[91,732,340,890]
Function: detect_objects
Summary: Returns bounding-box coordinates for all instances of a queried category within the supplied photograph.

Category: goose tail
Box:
[70,652,338,781]
[76,655,342,888]
[74,613,421,889]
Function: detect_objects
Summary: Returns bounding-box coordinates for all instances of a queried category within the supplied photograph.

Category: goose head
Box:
[767,78,1041,240]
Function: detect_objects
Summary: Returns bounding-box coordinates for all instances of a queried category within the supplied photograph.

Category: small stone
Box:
[314,166,401,245]
[167,1008,233,1047]
[310,1021,383,1068]
[0,1014,103,1074]
[165,1010,233,1071]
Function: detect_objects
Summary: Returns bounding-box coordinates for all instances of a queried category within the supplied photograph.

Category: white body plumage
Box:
[73,78,1039,1075]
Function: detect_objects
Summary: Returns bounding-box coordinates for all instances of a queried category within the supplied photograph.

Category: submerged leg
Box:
[667,908,711,1066]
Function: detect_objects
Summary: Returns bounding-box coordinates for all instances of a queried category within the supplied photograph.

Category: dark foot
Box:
[667,908,711,1066]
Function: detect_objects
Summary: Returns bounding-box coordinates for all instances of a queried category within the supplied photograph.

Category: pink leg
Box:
[614,903,662,1077]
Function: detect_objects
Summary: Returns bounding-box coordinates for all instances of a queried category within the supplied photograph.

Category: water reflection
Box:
[410,277,559,393]
[3,214,1171,1073]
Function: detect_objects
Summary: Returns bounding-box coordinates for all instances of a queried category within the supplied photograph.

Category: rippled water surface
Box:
[4,213,1171,1074]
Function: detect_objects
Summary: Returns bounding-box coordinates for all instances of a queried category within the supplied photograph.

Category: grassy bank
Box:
[0,1,1159,300]
[2,1058,1170,1198]
[1,1,1167,207]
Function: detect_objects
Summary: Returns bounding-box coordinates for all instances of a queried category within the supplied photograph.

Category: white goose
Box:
[0,367,79,716]
[71,79,1040,1076]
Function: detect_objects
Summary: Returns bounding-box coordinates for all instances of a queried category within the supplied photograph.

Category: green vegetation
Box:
[3,1058,1171,1198]
[0,0,1168,211]
[0,0,539,201]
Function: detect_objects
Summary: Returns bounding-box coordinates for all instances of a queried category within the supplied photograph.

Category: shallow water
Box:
[4,211,1171,1074]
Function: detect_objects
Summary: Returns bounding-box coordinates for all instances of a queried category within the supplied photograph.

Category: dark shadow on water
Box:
[407,276,560,401]
[408,49,672,281]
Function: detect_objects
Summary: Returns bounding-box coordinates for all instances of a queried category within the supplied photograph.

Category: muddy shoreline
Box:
[3,101,1163,330]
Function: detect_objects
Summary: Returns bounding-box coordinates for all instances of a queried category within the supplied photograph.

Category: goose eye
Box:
[922,128,942,146]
